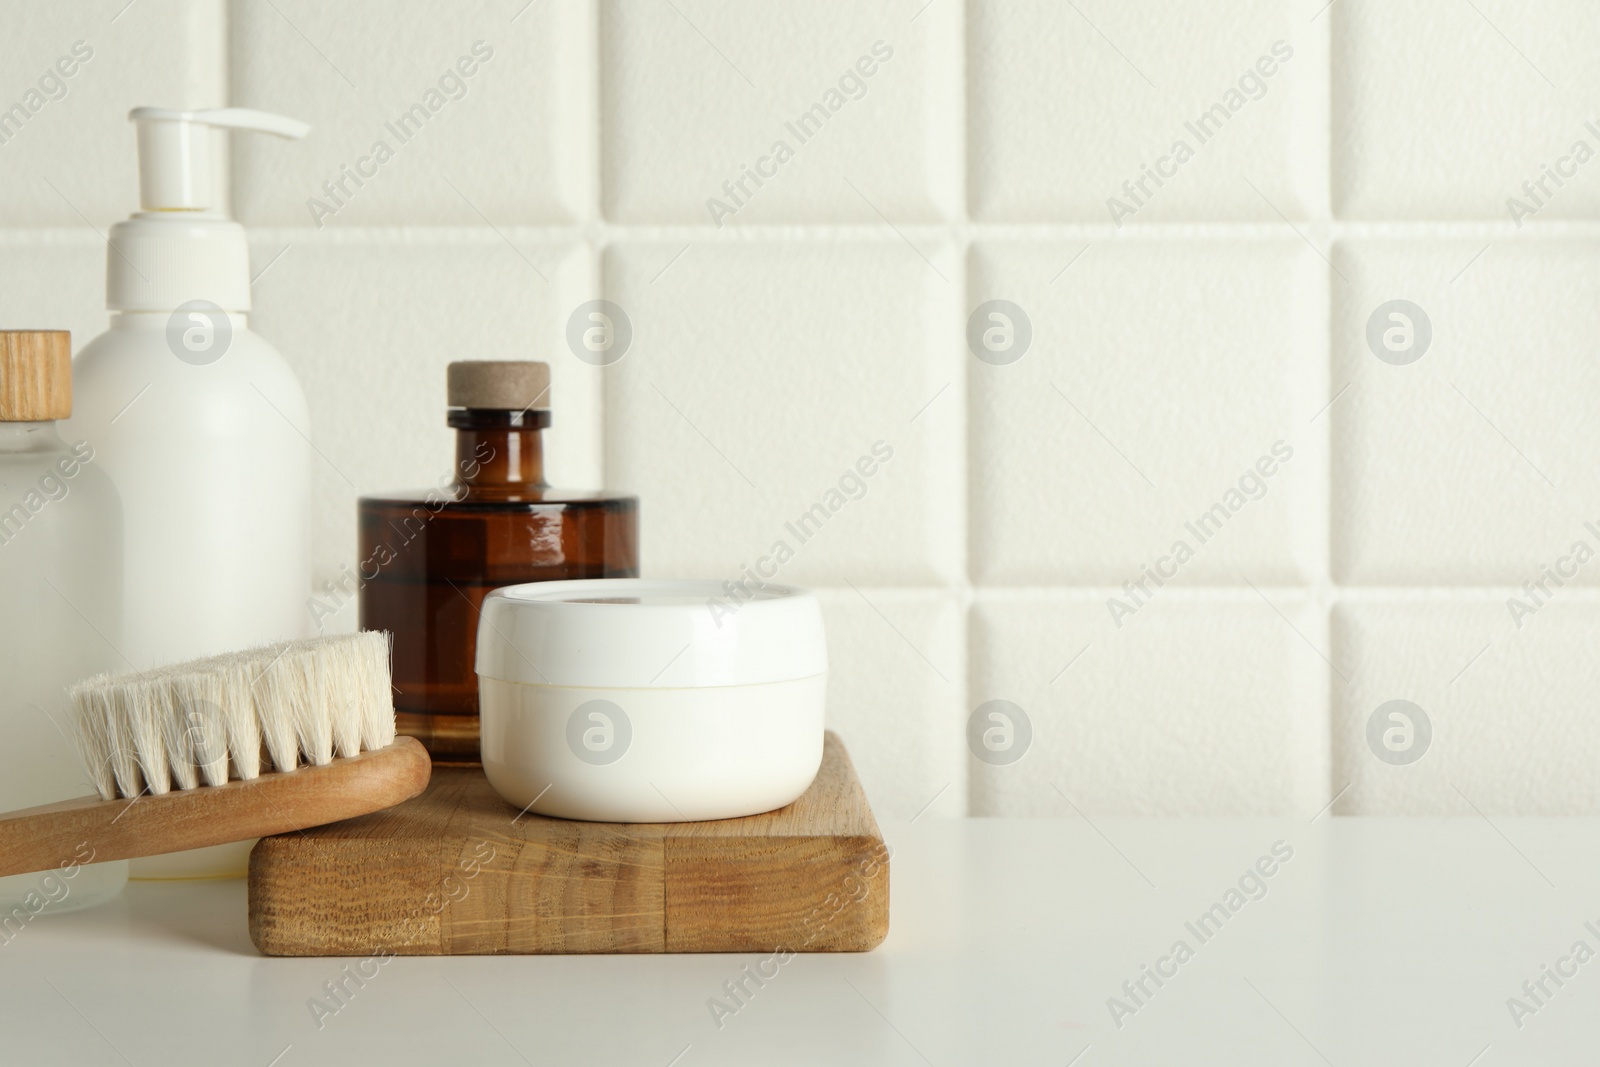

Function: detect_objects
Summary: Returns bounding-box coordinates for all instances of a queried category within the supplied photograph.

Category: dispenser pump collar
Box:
[129,107,309,212]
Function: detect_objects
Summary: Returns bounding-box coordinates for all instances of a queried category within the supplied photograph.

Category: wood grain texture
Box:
[0,330,71,421]
[249,731,890,956]
[0,738,432,879]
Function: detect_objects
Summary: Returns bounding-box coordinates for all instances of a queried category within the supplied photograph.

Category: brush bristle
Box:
[68,631,397,800]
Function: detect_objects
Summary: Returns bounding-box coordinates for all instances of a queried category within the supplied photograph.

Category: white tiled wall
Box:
[5,0,1598,817]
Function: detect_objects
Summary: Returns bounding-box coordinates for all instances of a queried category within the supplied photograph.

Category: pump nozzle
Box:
[128,107,310,212]
[106,108,310,312]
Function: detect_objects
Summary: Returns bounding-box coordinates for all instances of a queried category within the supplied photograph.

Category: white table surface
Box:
[4,817,1598,1066]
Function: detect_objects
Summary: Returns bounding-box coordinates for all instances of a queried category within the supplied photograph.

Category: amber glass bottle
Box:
[358,362,638,760]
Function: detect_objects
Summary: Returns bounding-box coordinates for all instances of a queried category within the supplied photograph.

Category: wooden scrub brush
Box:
[0,632,429,878]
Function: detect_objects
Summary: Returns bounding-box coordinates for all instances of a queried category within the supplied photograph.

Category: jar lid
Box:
[475,579,827,689]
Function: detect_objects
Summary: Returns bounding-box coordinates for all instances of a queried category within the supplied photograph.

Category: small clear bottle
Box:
[0,331,127,914]
[358,362,639,760]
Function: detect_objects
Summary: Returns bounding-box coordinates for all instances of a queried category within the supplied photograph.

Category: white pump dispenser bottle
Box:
[68,108,313,879]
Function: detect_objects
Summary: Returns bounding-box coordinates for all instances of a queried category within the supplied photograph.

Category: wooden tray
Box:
[248,732,889,955]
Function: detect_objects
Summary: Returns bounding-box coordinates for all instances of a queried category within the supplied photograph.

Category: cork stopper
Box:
[0,331,72,421]
[447,361,551,410]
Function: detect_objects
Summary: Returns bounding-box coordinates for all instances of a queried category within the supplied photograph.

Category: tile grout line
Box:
[16,219,1600,245]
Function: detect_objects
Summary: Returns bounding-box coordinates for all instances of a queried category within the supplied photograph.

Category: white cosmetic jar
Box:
[475,578,828,822]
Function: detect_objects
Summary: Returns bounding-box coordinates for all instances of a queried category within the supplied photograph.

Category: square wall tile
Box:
[232,0,593,226]
[247,235,598,627]
[1333,0,1600,219]
[968,0,1328,222]
[969,239,1326,586]
[603,240,962,586]
[0,235,109,343]
[816,588,965,820]
[1333,600,1600,814]
[970,593,1328,815]
[601,0,960,223]
[1331,239,1600,585]
[0,0,225,228]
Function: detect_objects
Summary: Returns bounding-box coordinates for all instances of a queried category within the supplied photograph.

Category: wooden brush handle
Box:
[0,738,430,880]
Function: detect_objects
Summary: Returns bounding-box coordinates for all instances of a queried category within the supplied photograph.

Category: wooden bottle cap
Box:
[0,331,72,421]
[447,361,551,410]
